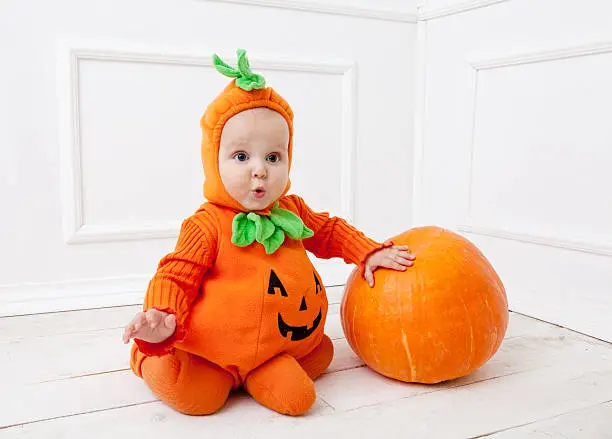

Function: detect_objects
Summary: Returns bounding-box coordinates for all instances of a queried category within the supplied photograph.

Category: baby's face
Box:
[218,108,290,211]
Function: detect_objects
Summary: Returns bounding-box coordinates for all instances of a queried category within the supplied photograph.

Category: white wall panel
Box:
[467,47,612,244]
[58,47,356,245]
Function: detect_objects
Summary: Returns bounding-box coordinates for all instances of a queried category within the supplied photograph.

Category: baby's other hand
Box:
[364,245,416,288]
[122,309,176,344]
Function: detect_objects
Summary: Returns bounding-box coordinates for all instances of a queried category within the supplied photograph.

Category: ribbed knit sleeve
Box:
[285,195,392,272]
[135,213,217,356]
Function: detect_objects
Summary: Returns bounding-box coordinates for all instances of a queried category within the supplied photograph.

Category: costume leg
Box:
[131,344,234,415]
[244,353,316,416]
[297,334,334,380]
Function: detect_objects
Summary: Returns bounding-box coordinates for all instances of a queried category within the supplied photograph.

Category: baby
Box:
[122,49,415,416]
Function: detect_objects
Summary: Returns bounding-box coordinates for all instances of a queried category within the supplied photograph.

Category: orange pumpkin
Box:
[340,226,508,384]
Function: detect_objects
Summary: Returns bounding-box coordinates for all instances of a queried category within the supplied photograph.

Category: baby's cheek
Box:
[272,170,289,188]
[226,173,245,188]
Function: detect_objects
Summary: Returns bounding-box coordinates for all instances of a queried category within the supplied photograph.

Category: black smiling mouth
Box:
[277,309,322,341]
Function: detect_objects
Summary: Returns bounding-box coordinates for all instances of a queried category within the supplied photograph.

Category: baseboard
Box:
[0,260,354,317]
[0,276,150,317]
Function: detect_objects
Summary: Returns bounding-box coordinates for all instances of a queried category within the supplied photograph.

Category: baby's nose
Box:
[252,164,267,179]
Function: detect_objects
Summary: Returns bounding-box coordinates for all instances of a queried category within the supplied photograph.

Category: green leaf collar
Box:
[231,203,314,254]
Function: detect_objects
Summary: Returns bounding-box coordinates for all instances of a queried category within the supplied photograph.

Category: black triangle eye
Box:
[268,270,288,297]
[314,272,322,295]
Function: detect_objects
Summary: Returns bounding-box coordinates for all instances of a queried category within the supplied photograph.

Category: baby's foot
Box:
[244,353,316,415]
[123,309,176,344]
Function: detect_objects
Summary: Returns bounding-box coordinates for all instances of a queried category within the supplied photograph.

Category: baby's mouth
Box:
[252,187,266,199]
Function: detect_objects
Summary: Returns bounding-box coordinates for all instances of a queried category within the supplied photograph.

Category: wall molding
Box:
[411,20,429,227]
[202,0,418,23]
[459,41,612,257]
[418,0,510,21]
[458,224,612,257]
[57,42,358,244]
[470,40,612,71]
[65,223,183,244]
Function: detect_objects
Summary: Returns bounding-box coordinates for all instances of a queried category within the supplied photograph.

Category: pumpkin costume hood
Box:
[200,49,294,214]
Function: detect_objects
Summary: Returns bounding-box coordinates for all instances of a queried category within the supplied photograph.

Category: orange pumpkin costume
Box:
[130,50,389,416]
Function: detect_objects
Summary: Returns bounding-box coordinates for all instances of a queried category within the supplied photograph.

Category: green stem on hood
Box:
[212,48,266,91]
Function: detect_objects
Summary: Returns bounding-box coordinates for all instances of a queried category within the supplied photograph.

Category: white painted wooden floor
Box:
[1,286,611,439]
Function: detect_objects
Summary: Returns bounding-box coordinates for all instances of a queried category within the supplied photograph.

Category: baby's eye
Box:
[266,153,280,163]
[233,152,248,162]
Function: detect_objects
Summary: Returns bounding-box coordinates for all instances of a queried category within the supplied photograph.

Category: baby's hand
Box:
[122,309,177,344]
[364,245,416,288]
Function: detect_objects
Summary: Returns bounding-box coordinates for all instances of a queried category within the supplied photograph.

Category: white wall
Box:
[415,0,612,341]
[0,0,418,315]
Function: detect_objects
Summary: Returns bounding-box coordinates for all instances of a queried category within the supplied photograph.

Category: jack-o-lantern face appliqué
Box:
[268,270,323,341]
